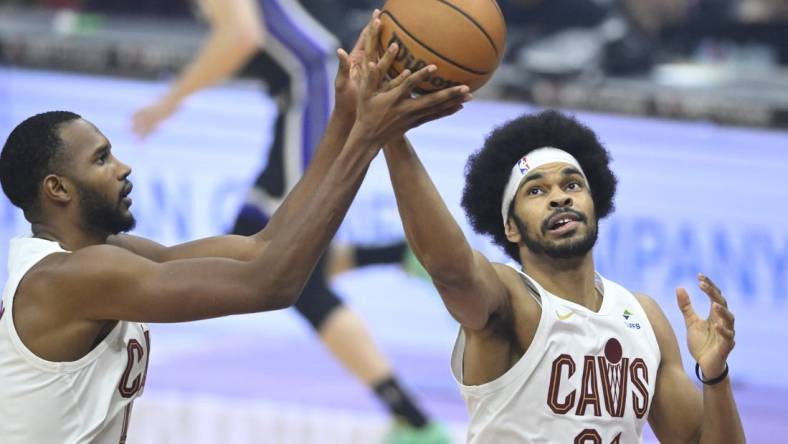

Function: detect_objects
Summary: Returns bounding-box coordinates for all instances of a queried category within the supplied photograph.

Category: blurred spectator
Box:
[82,0,193,17]
[499,0,786,80]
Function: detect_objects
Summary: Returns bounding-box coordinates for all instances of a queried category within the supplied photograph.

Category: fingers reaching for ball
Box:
[376,0,506,93]
[354,61,472,146]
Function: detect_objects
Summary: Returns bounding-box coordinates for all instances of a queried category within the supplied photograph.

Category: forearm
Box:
[141,107,356,260]
[699,378,745,444]
[164,25,262,106]
[250,126,377,302]
[383,137,475,282]
[257,108,355,243]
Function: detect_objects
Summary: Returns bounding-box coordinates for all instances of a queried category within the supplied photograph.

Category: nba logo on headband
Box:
[517,156,530,174]
[501,148,589,226]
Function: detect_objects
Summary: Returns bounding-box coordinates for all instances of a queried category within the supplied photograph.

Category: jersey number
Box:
[575,430,622,444]
[117,331,150,443]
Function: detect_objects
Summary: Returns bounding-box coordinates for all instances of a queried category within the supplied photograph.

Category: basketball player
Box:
[132,2,449,441]
[383,111,745,443]
[0,23,471,443]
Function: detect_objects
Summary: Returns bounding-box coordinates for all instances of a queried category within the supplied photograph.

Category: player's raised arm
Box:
[113,13,387,264]
[638,274,744,443]
[383,136,509,331]
[45,28,469,325]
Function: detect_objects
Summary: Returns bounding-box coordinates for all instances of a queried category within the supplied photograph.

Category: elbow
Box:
[241,275,300,313]
[272,286,301,310]
[260,281,303,312]
[265,292,298,311]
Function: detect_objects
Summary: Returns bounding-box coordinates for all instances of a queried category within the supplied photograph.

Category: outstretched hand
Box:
[350,16,472,147]
[676,273,736,379]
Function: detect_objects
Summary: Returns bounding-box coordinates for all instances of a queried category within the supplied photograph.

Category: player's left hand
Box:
[676,273,736,379]
[132,98,179,139]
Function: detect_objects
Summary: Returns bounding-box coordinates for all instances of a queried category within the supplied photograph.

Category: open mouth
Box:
[545,211,584,234]
[120,182,133,206]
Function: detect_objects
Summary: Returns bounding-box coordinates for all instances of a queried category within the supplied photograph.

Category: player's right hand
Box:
[352,28,471,147]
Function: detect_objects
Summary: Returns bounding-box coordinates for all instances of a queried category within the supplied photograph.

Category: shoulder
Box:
[489,262,542,330]
[632,292,679,351]
[14,245,136,317]
[490,262,522,289]
[490,262,527,307]
[633,292,660,315]
[32,244,149,288]
[107,234,167,262]
[633,293,667,326]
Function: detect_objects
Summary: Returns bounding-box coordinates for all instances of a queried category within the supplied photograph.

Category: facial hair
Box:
[513,210,598,259]
[77,183,135,235]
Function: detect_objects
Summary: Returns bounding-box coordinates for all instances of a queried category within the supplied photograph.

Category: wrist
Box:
[162,90,184,110]
[695,362,729,385]
[349,116,380,142]
[331,107,356,125]
[700,360,726,379]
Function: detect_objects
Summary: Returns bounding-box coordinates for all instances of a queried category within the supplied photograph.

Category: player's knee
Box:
[294,280,344,331]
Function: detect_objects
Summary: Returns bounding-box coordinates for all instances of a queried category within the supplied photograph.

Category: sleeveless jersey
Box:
[0,236,150,444]
[451,267,660,443]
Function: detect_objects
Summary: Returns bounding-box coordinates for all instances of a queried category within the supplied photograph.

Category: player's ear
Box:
[41,174,73,205]
[504,217,521,244]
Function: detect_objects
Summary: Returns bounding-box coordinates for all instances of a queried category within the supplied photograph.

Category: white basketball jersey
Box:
[451,266,660,444]
[0,236,150,444]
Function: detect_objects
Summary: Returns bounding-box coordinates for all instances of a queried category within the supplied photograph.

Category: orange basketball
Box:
[378,0,507,93]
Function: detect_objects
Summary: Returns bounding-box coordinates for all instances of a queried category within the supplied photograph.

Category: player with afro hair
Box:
[382,108,743,443]
[461,110,618,262]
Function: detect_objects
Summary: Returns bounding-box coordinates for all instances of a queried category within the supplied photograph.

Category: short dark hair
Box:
[461,110,618,263]
[0,111,81,215]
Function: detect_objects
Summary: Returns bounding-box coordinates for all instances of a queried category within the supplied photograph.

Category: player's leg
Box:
[234,197,442,437]
[244,2,449,441]
[296,258,444,434]
[328,241,429,280]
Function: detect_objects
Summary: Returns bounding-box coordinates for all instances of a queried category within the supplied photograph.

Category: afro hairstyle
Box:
[460,110,618,263]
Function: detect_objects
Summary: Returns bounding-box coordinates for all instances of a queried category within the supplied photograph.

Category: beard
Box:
[77,184,135,235]
[514,210,598,259]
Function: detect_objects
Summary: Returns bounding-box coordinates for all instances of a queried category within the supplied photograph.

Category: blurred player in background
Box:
[132,1,449,442]
[382,111,745,442]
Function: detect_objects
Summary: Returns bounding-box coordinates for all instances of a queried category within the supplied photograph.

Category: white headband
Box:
[500,147,588,226]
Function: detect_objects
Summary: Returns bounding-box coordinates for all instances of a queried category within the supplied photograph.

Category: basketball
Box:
[378,0,507,93]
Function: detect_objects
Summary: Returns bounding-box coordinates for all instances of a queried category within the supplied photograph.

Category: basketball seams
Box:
[380,10,489,75]
[487,0,505,24]
[434,0,500,57]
